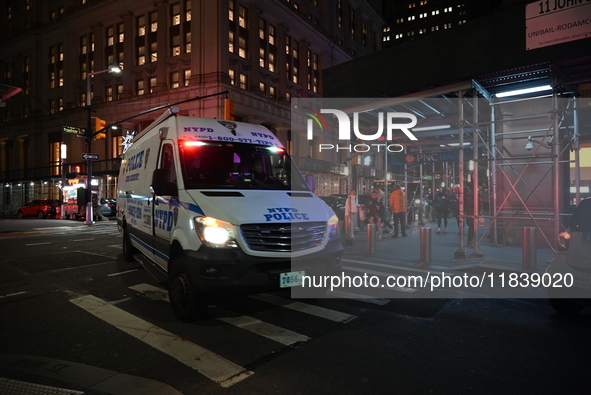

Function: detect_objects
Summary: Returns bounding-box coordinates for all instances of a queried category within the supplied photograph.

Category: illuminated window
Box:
[150,42,157,62]
[150,11,158,32]
[185,0,191,21]
[138,16,146,36]
[172,35,181,56]
[259,47,266,67]
[107,26,114,46]
[118,23,124,43]
[239,73,248,90]
[171,72,179,88]
[259,19,265,40]
[269,52,275,72]
[238,37,246,58]
[137,80,144,95]
[269,24,275,45]
[186,32,191,53]
[172,3,181,25]
[80,36,87,55]
[137,45,145,65]
[238,5,246,28]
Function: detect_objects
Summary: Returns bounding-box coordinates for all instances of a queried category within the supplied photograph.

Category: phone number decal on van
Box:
[194,135,274,145]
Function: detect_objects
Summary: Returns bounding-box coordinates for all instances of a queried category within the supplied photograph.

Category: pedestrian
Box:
[388,184,407,238]
[345,189,358,239]
[448,185,461,233]
[465,184,475,247]
[373,185,393,233]
[434,188,449,234]
[366,191,385,240]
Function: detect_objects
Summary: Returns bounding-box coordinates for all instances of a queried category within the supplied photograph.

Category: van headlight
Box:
[195,216,238,248]
[328,214,340,241]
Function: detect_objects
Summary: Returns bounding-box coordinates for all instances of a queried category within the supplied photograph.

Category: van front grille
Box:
[240,222,326,252]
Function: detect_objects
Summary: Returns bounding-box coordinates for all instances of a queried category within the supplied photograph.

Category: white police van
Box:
[117,108,342,321]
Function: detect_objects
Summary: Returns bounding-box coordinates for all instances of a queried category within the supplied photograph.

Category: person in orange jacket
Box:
[388,184,407,238]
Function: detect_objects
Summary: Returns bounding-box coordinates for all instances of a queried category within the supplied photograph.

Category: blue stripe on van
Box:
[118,194,205,216]
[155,196,204,216]
[130,233,169,261]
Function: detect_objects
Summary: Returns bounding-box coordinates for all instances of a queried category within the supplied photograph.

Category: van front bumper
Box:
[183,240,343,295]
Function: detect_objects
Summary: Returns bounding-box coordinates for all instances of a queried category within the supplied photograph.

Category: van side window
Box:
[160,144,177,185]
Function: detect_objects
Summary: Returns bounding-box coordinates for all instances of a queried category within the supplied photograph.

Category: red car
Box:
[17,199,60,219]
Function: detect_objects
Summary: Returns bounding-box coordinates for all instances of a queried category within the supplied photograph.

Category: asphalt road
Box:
[0,219,589,394]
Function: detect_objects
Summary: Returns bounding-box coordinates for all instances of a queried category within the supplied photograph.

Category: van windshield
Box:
[180,141,309,191]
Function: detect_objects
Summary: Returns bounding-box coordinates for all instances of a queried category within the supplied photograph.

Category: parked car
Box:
[547,197,591,314]
[100,198,117,217]
[319,196,346,221]
[17,199,60,219]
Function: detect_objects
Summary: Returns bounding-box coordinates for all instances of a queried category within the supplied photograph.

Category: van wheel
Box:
[549,298,584,315]
[122,226,138,262]
[169,256,208,322]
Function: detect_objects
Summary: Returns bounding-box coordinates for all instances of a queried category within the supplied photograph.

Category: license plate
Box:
[280,271,305,288]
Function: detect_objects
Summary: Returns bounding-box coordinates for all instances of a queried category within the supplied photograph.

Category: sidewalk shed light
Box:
[495,84,552,98]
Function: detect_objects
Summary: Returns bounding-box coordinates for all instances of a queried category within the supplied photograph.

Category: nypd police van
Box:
[117,107,342,321]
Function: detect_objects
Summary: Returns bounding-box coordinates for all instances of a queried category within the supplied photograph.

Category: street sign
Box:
[62,125,86,137]
[82,153,99,161]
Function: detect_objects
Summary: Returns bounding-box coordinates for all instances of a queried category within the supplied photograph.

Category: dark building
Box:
[381,0,507,47]
[0,0,383,214]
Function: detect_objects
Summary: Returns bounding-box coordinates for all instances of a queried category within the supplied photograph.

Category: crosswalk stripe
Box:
[129,284,311,346]
[249,294,357,323]
[129,283,170,301]
[214,311,311,346]
[69,294,253,387]
[327,290,391,305]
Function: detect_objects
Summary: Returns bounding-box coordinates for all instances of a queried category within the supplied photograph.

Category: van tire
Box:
[169,256,208,322]
[122,226,138,262]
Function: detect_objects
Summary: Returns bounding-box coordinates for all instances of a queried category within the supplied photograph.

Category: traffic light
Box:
[93,117,107,139]
[224,98,235,121]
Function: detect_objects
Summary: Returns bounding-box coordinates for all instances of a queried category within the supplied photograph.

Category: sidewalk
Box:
[341,219,554,274]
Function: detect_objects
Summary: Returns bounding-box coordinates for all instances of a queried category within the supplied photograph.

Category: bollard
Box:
[420,227,432,263]
[367,223,376,255]
[523,227,537,268]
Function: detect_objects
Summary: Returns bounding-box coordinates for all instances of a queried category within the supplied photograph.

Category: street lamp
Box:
[84,64,122,225]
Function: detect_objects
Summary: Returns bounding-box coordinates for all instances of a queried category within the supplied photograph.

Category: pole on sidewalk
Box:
[419,226,432,265]
[367,223,376,255]
[523,227,537,269]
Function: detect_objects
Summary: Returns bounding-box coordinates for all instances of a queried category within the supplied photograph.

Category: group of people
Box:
[345,185,408,240]
[345,183,477,247]
[432,184,477,247]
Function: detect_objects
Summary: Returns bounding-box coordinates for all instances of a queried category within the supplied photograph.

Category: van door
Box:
[152,142,177,268]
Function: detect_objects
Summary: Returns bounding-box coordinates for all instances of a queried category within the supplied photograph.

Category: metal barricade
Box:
[367,223,376,255]
[420,227,432,264]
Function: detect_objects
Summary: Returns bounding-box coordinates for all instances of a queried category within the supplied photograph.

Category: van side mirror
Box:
[151,169,178,196]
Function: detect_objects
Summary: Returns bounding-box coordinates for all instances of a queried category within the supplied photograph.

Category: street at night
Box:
[1,219,589,394]
[2,0,591,394]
